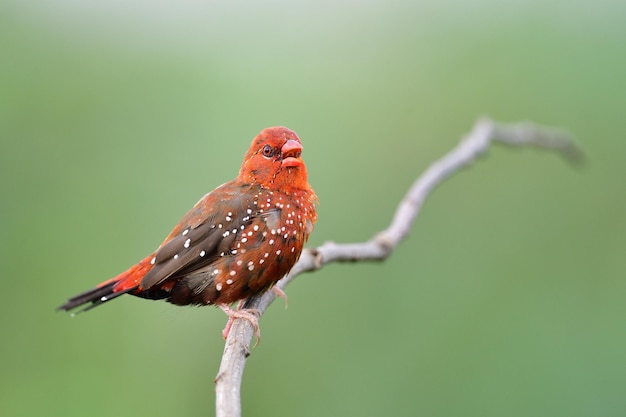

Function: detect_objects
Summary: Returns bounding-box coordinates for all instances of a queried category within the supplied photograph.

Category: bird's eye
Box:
[261,144,274,158]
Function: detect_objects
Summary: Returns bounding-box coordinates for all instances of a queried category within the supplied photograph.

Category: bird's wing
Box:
[139,183,269,290]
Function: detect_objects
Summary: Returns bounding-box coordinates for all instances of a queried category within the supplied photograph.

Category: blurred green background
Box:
[2,0,625,416]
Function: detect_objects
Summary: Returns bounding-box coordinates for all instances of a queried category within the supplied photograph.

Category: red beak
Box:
[281,139,303,167]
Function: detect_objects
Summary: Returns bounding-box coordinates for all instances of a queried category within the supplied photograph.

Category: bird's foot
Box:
[218,303,261,346]
[272,286,288,308]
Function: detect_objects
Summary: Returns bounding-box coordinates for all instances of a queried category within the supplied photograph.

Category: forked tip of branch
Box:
[558,140,586,167]
[491,120,585,167]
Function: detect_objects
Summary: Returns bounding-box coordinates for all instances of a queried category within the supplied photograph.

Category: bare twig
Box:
[214,117,580,417]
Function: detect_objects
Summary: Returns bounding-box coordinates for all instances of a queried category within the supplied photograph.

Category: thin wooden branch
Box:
[214,117,581,417]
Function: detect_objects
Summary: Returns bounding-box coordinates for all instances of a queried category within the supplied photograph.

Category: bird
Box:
[58,126,317,341]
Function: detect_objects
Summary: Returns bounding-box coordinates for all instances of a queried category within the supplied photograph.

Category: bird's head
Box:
[237,127,310,190]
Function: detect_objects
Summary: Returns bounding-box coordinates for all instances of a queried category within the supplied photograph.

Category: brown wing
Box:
[163,208,285,305]
[137,183,315,306]
[138,183,261,292]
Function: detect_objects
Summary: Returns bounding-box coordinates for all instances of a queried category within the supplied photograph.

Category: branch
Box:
[214,117,581,417]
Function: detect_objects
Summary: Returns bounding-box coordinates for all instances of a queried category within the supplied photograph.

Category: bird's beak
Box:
[281,139,303,167]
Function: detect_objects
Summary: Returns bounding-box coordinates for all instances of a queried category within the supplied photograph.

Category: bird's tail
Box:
[57,254,155,314]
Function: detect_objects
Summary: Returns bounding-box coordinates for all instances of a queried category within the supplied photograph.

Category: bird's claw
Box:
[219,303,261,346]
[272,286,288,309]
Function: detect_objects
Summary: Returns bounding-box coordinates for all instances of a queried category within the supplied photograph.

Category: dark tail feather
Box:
[57,282,136,314]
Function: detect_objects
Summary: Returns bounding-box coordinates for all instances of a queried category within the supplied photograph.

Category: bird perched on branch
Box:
[58,127,317,340]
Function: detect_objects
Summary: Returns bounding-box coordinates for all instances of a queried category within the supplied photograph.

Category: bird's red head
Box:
[237,127,310,190]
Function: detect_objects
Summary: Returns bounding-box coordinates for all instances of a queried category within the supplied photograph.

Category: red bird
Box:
[59,127,317,339]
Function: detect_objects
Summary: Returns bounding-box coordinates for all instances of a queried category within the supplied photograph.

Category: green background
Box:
[2,1,625,416]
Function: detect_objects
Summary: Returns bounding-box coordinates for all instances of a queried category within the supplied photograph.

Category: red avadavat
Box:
[59,127,317,338]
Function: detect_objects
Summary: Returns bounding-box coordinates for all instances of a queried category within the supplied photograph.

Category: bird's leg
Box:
[272,286,288,308]
[218,302,261,345]
[219,300,245,340]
